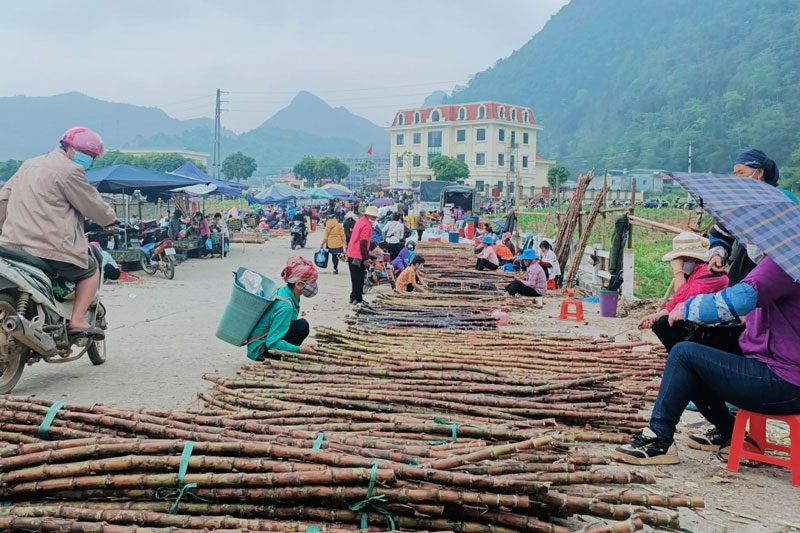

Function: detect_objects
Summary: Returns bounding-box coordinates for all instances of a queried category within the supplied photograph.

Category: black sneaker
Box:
[613,428,679,465]
[687,427,729,452]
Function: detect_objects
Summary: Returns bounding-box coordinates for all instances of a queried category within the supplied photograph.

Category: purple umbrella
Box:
[371,198,394,206]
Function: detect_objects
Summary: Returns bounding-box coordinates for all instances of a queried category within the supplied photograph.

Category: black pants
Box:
[652,315,745,354]
[331,253,339,271]
[385,242,404,260]
[476,258,499,271]
[259,319,310,361]
[505,280,540,297]
[416,229,424,240]
[348,259,367,303]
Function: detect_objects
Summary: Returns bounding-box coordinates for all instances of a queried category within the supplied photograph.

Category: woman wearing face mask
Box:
[638,232,730,352]
[246,256,319,362]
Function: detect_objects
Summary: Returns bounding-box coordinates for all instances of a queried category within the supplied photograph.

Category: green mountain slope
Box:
[447,0,800,175]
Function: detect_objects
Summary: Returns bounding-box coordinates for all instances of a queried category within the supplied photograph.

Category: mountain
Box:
[256,91,388,150]
[0,92,218,160]
[447,0,800,178]
[421,90,447,108]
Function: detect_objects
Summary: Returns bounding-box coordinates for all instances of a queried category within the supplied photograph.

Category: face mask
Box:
[300,282,318,298]
[746,243,764,264]
[71,151,94,170]
[682,261,696,276]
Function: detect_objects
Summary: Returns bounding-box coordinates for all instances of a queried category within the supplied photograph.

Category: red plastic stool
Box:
[559,300,584,321]
[726,409,800,487]
[547,279,556,290]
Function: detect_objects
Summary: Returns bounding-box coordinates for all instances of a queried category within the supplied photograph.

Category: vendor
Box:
[538,240,561,282]
[395,256,428,293]
[246,256,319,362]
[505,249,546,297]
[167,210,183,241]
[500,232,516,256]
[475,236,500,271]
[194,212,212,258]
[392,240,415,274]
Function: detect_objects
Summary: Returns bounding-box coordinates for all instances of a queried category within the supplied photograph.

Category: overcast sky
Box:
[1,0,567,132]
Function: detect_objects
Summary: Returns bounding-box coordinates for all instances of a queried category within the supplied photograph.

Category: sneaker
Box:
[613,428,680,465]
[333,269,338,275]
[687,427,729,452]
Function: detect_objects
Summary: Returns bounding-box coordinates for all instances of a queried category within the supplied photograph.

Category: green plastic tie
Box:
[408,458,419,466]
[154,441,209,514]
[38,401,65,439]
[433,417,485,443]
[348,463,395,530]
[312,433,324,451]
[305,526,323,533]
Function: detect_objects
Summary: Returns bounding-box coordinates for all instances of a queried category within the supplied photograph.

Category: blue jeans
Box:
[650,342,800,443]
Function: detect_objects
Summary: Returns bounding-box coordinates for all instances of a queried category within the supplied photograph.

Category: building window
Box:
[456,129,466,142]
[458,107,466,120]
[413,154,421,167]
[456,153,466,162]
[510,155,515,172]
[523,111,529,123]
[510,131,516,146]
[427,131,442,166]
[478,106,486,119]
[498,128,505,142]
[396,134,404,146]
[476,153,486,166]
[414,112,420,124]
[413,133,421,145]
[498,106,505,120]
[475,180,485,193]
[398,114,404,126]
[431,110,440,122]
[396,155,403,168]
[498,153,504,166]
[522,155,529,168]
[511,109,516,121]
[497,180,503,192]
[509,181,515,194]
[523,132,529,145]
[476,128,486,141]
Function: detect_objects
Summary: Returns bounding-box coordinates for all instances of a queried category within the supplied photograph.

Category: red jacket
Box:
[664,263,729,312]
[346,216,373,260]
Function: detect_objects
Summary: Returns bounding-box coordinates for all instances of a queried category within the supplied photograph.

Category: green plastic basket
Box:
[216,267,278,346]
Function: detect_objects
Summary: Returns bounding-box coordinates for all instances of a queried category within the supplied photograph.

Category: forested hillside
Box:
[447,0,800,188]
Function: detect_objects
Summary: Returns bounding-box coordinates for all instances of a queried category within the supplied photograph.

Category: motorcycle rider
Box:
[291,208,307,244]
[0,127,117,337]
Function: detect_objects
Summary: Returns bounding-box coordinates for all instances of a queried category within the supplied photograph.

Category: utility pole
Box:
[211,88,223,179]
[687,140,693,202]
[513,143,521,250]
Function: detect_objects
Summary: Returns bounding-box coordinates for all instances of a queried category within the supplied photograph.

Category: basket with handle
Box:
[216,267,278,346]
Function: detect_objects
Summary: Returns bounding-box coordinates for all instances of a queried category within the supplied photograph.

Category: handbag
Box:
[314,249,330,268]
[205,238,213,250]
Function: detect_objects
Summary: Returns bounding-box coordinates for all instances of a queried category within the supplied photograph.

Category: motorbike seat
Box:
[0,246,57,278]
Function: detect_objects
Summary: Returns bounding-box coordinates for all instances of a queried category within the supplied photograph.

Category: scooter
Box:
[141,240,177,280]
[0,245,108,393]
[290,220,307,250]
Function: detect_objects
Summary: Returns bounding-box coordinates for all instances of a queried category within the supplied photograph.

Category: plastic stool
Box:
[547,279,556,290]
[727,409,800,487]
[559,300,584,321]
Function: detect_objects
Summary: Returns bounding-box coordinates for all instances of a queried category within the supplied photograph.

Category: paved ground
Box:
[10,230,795,532]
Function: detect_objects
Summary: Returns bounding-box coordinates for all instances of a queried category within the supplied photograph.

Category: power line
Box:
[227,79,468,95]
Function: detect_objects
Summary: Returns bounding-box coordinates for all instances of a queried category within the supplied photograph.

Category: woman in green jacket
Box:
[247,256,319,361]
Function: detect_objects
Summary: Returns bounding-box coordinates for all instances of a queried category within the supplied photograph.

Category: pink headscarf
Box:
[502,232,512,241]
[281,256,318,284]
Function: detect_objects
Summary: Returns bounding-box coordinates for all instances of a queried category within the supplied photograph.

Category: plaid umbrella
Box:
[671,172,800,282]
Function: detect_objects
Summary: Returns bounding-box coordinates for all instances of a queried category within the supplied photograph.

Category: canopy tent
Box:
[87,165,201,195]
[170,162,247,197]
[306,187,335,200]
[383,183,414,191]
[246,184,309,205]
[371,197,394,206]
[321,183,354,194]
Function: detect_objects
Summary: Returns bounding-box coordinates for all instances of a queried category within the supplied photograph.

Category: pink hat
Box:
[502,232,512,241]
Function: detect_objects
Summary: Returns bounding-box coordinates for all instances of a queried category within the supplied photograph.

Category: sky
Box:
[0,0,568,133]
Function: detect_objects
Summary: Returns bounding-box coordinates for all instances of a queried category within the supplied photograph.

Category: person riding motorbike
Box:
[0,126,117,337]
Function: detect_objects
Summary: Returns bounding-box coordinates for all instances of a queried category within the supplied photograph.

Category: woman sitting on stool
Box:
[505,248,547,297]
[475,236,500,271]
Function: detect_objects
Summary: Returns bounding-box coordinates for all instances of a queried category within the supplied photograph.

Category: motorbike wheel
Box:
[0,294,26,394]
[291,238,297,250]
[163,257,176,280]
[87,338,106,365]
[140,256,158,275]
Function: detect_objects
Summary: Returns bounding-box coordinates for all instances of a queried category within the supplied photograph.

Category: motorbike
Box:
[141,240,176,280]
[0,245,108,393]
[364,252,396,293]
[290,220,307,250]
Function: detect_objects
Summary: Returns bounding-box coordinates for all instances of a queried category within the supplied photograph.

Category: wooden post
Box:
[627,178,636,249]
[555,174,560,213]
[622,248,635,300]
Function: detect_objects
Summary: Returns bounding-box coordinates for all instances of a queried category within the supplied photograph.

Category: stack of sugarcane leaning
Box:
[0,393,702,533]
[413,242,518,293]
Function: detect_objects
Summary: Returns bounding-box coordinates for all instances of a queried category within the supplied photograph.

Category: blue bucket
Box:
[215,267,277,346]
[448,231,460,243]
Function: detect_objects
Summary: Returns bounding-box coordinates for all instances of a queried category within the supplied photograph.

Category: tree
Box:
[222,152,257,182]
[0,160,22,181]
[429,155,469,182]
[92,151,207,172]
[293,155,317,183]
[314,157,350,184]
[547,165,570,189]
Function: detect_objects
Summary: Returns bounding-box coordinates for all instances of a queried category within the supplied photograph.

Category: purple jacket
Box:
[522,261,547,295]
[739,257,800,386]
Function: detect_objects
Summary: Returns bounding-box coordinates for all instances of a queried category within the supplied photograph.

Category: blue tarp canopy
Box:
[246,184,310,205]
[87,164,201,195]
[171,162,247,196]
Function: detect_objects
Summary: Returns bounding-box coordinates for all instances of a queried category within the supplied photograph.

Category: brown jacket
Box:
[321,218,346,250]
[0,148,117,268]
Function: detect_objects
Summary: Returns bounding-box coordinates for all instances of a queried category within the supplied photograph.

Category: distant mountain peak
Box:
[290,90,329,107]
[422,90,447,107]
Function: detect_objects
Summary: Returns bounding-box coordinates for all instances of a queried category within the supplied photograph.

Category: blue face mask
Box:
[72,151,94,170]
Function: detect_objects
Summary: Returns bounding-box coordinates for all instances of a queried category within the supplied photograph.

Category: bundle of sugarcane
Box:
[554,170,595,270]
[375,292,533,311]
[0,396,702,532]
[564,186,609,287]
[349,303,500,330]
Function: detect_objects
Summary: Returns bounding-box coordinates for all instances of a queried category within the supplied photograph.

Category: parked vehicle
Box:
[644,199,660,208]
[141,240,176,280]
[364,252,396,292]
[0,245,108,393]
[290,220,307,250]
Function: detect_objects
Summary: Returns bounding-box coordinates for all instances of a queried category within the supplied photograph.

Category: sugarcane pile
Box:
[414,242,518,293]
[373,292,533,312]
[0,393,702,533]
[350,301,500,330]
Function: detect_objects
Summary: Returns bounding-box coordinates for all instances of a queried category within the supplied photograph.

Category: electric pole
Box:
[687,140,693,202]
[211,89,224,179]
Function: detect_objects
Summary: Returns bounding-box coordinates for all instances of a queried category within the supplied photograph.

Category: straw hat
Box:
[344,211,358,221]
[661,232,710,262]
[364,206,380,218]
